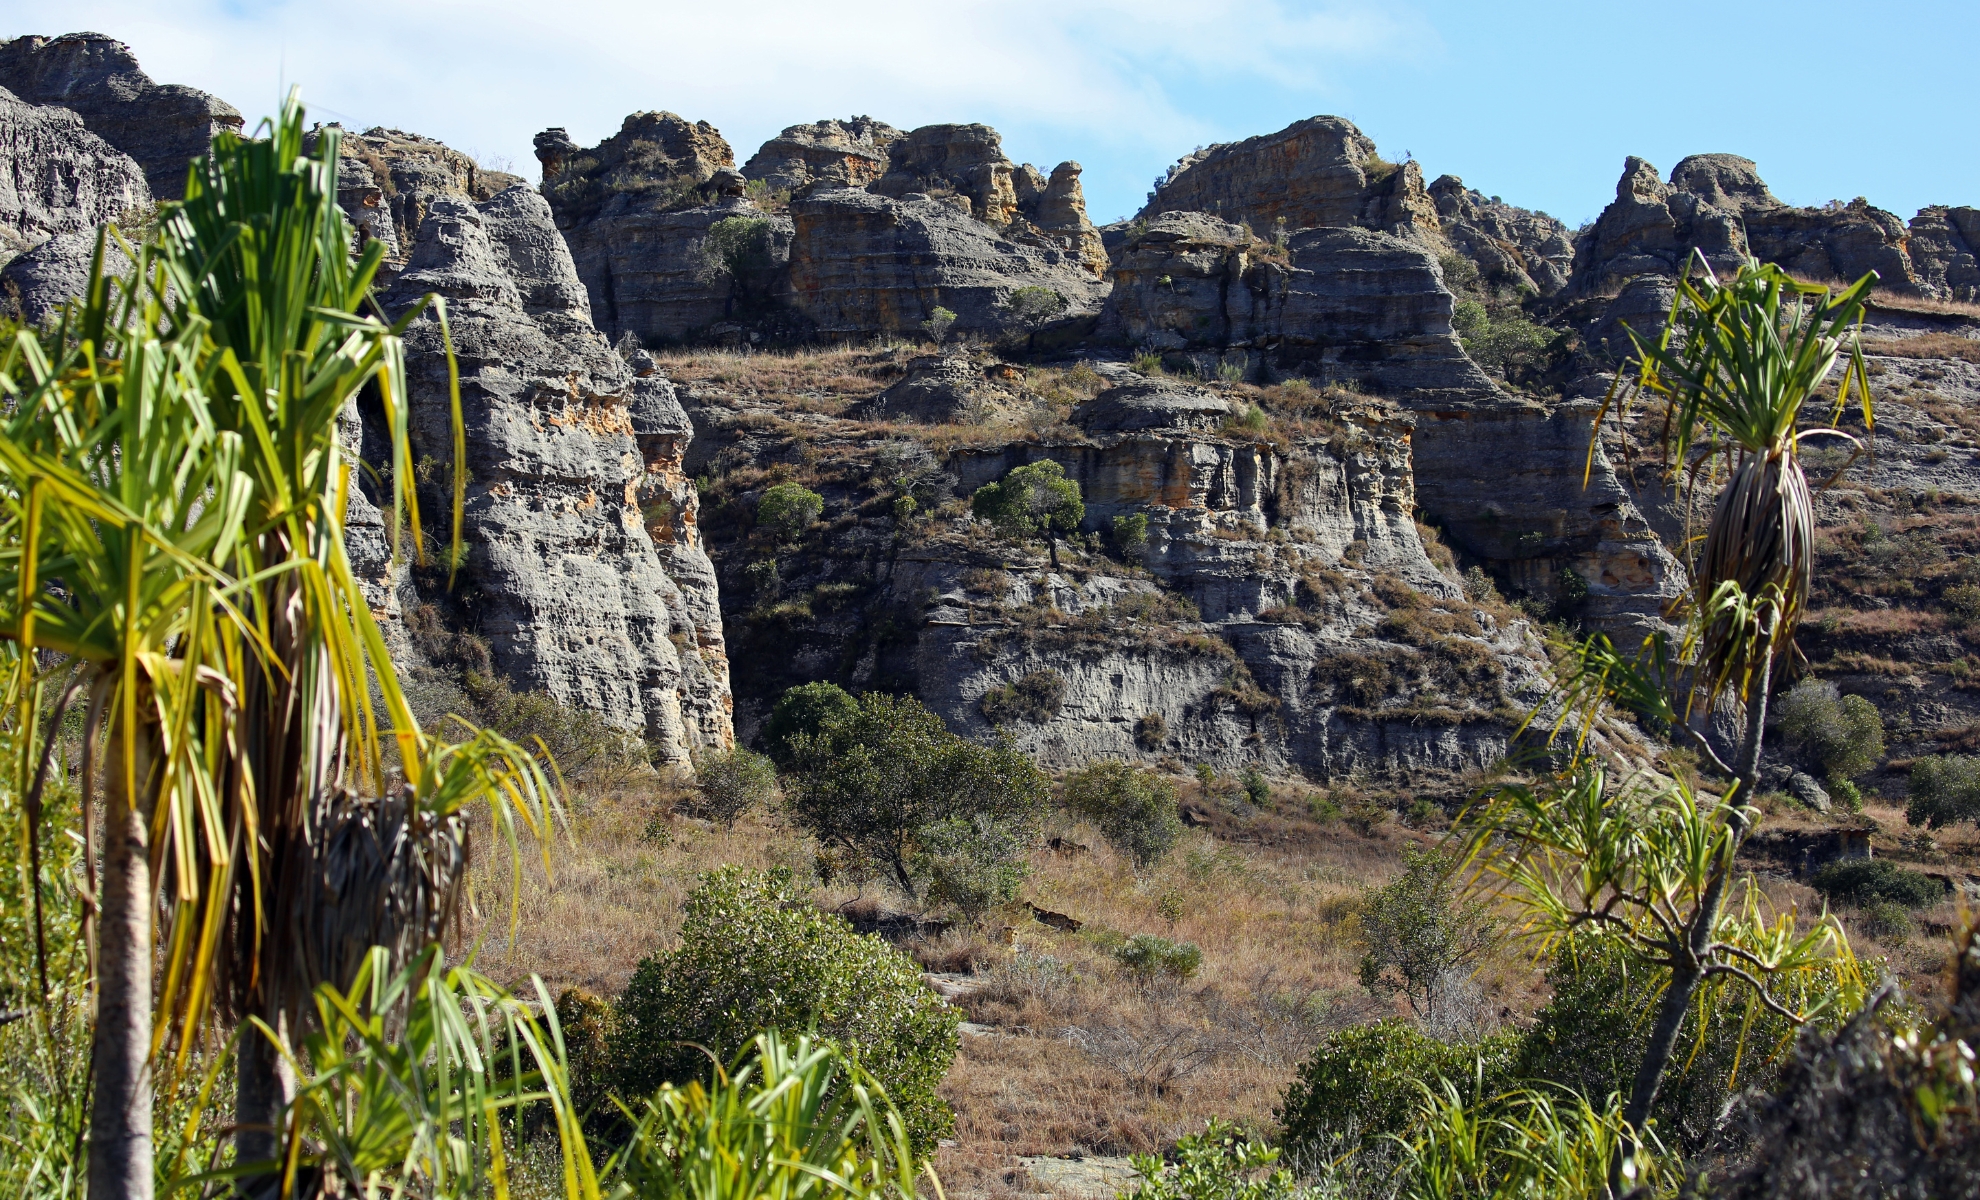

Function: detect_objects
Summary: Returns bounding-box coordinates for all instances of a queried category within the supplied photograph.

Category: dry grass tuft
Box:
[1862,332,1980,364]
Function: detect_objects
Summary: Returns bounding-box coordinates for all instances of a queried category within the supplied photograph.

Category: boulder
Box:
[1,228,131,325]
[786,187,1108,340]
[0,83,148,266]
[382,185,731,756]
[537,110,734,227]
[853,350,1011,423]
[1072,379,1230,434]
[0,32,241,201]
[741,116,902,195]
[1788,772,1833,814]
[871,123,1018,226]
[1570,154,1916,296]
[1140,116,1387,232]
[1907,206,1980,301]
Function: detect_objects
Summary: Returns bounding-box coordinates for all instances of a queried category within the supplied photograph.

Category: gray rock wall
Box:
[0,84,148,267]
[383,186,732,756]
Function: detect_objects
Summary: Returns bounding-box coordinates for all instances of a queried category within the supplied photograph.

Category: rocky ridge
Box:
[0,32,240,201]
[0,82,149,320]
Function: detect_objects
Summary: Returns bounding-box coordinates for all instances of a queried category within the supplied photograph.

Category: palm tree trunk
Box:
[90,724,157,1200]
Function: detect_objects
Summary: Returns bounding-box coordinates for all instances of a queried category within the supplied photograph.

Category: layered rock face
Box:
[1908,207,1980,300]
[0,32,240,201]
[787,187,1109,339]
[1427,175,1575,296]
[1095,211,1683,640]
[321,126,522,268]
[539,112,801,343]
[742,117,901,194]
[381,185,732,756]
[0,84,148,265]
[1570,154,1916,296]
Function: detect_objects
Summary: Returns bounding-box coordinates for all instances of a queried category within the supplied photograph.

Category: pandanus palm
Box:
[0,93,563,1199]
[1462,252,1878,1191]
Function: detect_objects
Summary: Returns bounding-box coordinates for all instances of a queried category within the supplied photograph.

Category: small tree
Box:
[1357,845,1497,1027]
[757,482,823,542]
[614,867,961,1150]
[1062,761,1183,868]
[1777,679,1885,784]
[762,680,860,767]
[701,215,777,309]
[921,306,957,343]
[783,692,1050,901]
[1111,512,1149,562]
[971,460,1083,566]
[1908,753,1980,828]
[687,746,778,822]
[1000,286,1068,352]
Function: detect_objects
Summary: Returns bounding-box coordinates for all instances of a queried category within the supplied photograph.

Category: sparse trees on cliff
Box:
[971,459,1083,566]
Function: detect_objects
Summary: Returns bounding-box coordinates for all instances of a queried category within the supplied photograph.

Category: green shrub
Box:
[783,691,1049,901]
[457,671,646,781]
[701,216,777,297]
[978,669,1066,725]
[921,306,957,342]
[1907,753,1980,828]
[1277,1020,1518,1162]
[687,746,778,823]
[913,814,1032,922]
[762,681,858,768]
[1357,845,1496,1025]
[1062,760,1183,868]
[1111,512,1149,559]
[1113,934,1202,981]
[1126,1119,1314,1200]
[1810,858,1946,908]
[1859,899,1913,943]
[1461,566,1501,604]
[1000,286,1067,336]
[613,867,960,1150]
[1133,711,1166,751]
[971,461,1083,545]
[1945,583,1980,626]
[1513,933,1848,1156]
[757,483,823,542]
[1777,680,1885,781]
[1240,767,1271,809]
[1452,301,1554,373]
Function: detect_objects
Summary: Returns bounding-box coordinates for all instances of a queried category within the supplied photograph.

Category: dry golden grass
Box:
[1862,332,1980,364]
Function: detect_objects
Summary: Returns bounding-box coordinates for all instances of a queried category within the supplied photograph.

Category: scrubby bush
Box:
[1460,566,1501,603]
[762,680,859,768]
[613,867,961,1149]
[455,670,647,781]
[701,215,777,300]
[1858,899,1913,943]
[1240,767,1271,809]
[783,691,1050,902]
[1907,752,1980,828]
[1111,512,1149,561]
[687,746,778,822]
[1810,858,1946,908]
[1357,845,1497,1026]
[1945,583,1980,626]
[1113,934,1202,981]
[757,482,823,542]
[978,670,1065,725]
[1062,760,1183,868]
[1278,1020,1518,1163]
[1777,679,1885,782]
[1126,1120,1314,1200]
[1514,933,1854,1156]
[1134,711,1167,751]
[921,306,957,342]
[912,814,1033,921]
[971,461,1084,558]
[1452,300,1554,373]
[1000,286,1068,341]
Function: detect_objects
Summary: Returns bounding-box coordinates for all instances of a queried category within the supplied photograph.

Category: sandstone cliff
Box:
[319,125,523,270]
[0,32,240,201]
[742,117,902,194]
[787,187,1108,340]
[380,186,732,756]
[0,85,149,320]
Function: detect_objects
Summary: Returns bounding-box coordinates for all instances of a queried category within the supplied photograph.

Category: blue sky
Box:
[10,0,1975,229]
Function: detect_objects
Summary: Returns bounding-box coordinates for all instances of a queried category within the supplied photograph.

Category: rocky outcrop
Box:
[1427,175,1575,297]
[1570,154,1916,296]
[1908,207,1980,301]
[538,111,734,226]
[0,32,240,201]
[1,228,133,325]
[852,349,1015,423]
[382,185,731,756]
[787,188,1109,340]
[871,123,1018,225]
[0,84,148,267]
[742,117,901,195]
[320,125,521,268]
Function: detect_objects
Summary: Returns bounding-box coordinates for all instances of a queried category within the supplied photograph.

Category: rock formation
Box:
[1570,154,1916,296]
[318,125,522,269]
[742,117,901,195]
[787,187,1109,340]
[1427,175,1575,297]
[1907,206,1980,301]
[0,32,240,200]
[379,184,732,756]
[851,348,1017,423]
[0,83,148,264]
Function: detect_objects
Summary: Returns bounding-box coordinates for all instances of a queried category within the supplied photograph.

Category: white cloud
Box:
[5,0,1431,190]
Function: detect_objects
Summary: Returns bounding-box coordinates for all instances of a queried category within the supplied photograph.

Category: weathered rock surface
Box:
[0,83,148,269]
[0,228,133,325]
[742,116,901,195]
[0,32,240,201]
[1428,175,1575,297]
[852,349,1014,423]
[787,188,1108,340]
[538,111,734,227]
[319,125,520,268]
[381,185,731,755]
[1570,154,1915,296]
[1897,206,1980,302]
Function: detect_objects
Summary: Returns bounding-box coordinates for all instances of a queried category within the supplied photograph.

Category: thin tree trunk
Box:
[90,725,156,1200]
[1612,629,1778,1192]
[235,1014,294,1175]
